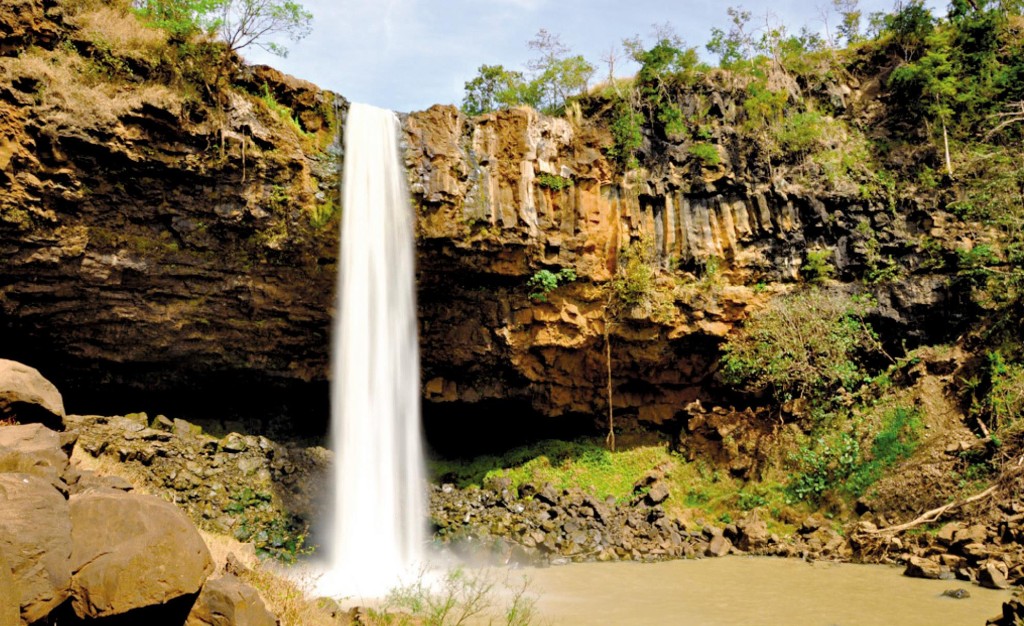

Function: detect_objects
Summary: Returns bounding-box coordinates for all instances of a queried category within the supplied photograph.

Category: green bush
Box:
[687,142,720,166]
[722,288,884,403]
[786,406,922,503]
[536,173,573,190]
[802,248,836,283]
[527,267,576,302]
[612,241,656,309]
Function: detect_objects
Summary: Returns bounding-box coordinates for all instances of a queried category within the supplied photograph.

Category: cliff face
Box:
[0,0,341,422]
[0,1,969,437]
[404,96,966,437]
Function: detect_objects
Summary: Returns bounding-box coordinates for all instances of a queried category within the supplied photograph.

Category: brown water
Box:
[512,557,1010,626]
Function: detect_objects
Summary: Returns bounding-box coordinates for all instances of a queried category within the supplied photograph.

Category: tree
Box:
[889,49,958,174]
[834,0,863,45]
[133,0,223,37]
[707,7,755,67]
[134,0,312,57]
[526,29,595,114]
[215,0,312,57]
[461,65,537,116]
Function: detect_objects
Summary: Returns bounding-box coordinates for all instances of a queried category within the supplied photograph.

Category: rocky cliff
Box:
[0,0,972,442]
[0,0,343,426]
[405,92,968,444]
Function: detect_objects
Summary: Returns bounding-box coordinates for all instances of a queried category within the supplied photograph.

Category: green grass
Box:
[430,437,796,533]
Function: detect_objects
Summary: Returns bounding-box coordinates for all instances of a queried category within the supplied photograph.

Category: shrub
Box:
[722,288,884,403]
[527,267,576,302]
[612,240,656,309]
[687,142,720,166]
[802,248,836,283]
[536,173,573,191]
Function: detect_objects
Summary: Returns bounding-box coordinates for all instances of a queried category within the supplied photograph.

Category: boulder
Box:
[185,575,276,626]
[0,423,70,485]
[904,555,943,580]
[0,546,19,626]
[706,532,732,557]
[69,489,213,619]
[980,560,1011,590]
[0,360,64,429]
[0,473,72,623]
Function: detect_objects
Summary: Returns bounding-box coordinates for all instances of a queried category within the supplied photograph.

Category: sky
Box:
[240,0,949,113]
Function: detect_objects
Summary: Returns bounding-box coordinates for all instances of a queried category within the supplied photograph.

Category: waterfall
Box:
[319,102,426,597]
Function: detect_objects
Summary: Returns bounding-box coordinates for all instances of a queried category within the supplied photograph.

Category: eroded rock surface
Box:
[69,489,214,618]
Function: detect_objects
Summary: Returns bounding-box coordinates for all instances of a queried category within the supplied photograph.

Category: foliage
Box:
[431,438,669,505]
[461,30,592,116]
[527,29,595,114]
[215,0,312,57]
[787,406,923,503]
[612,240,656,310]
[225,488,310,562]
[970,350,1024,432]
[536,173,573,190]
[527,267,576,302]
[461,65,537,117]
[721,288,885,403]
[608,100,644,169]
[687,142,720,166]
[802,248,836,284]
[369,568,539,626]
[132,0,223,37]
[133,0,311,56]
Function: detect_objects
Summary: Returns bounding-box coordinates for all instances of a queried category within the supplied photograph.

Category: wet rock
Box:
[989,593,1024,626]
[69,490,213,618]
[0,360,64,429]
[185,575,276,626]
[0,473,72,623]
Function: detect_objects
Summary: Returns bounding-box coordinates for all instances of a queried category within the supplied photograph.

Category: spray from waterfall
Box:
[317,102,426,597]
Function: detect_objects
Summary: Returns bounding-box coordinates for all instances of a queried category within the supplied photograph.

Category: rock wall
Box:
[0,1,342,424]
[404,102,966,437]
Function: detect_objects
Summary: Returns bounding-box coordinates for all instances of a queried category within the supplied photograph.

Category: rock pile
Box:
[854,517,1024,591]
[429,477,851,565]
[0,361,276,626]
[67,411,328,561]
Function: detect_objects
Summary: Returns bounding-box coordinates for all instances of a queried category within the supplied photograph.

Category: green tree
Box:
[526,29,594,113]
[889,48,957,174]
[134,0,311,57]
[133,0,223,37]
[834,0,863,45]
[461,64,536,116]
[707,7,755,67]
[215,0,312,57]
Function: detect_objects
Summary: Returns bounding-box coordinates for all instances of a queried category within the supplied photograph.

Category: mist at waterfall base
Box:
[313,102,427,599]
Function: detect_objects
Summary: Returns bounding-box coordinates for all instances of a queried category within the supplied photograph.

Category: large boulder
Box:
[185,575,277,626]
[0,473,72,623]
[0,360,64,429]
[0,545,19,626]
[69,489,214,619]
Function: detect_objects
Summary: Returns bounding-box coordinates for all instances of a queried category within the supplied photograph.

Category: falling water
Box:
[318,102,426,597]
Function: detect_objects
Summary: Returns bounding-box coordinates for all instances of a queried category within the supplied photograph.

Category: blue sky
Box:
[241,0,948,113]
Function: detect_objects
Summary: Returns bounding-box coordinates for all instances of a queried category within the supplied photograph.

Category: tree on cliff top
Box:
[134,0,312,57]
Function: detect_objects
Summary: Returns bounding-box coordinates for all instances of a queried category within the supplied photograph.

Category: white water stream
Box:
[316,102,426,598]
